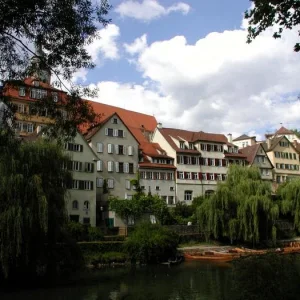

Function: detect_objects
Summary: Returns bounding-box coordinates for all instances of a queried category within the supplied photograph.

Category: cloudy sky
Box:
[74,0,300,140]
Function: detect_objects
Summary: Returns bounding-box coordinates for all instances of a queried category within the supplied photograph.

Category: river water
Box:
[0,261,232,300]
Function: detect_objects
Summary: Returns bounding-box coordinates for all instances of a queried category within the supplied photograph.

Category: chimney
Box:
[227,133,232,143]
[157,122,162,129]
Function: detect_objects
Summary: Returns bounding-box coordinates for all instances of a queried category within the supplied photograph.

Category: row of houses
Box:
[3,70,300,228]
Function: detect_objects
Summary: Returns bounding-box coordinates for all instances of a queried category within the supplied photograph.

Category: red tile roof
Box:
[159,128,227,152]
[83,100,157,146]
[233,134,256,142]
[240,144,260,164]
[275,126,293,135]
[142,142,173,159]
[224,152,247,158]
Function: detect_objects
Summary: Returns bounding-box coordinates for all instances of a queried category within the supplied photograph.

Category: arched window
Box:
[72,200,78,210]
[84,201,90,210]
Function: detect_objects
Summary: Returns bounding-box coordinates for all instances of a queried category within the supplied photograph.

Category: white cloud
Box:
[115,0,190,22]
[88,16,300,138]
[87,24,120,62]
[124,34,148,55]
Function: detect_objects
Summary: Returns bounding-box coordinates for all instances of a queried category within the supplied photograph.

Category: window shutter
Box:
[123,131,126,138]
[108,161,113,172]
[105,128,108,136]
[124,163,129,173]
[198,173,202,180]
[97,143,103,153]
[108,144,113,154]
[115,162,119,173]
[123,146,126,155]
[91,163,94,173]
[79,181,84,190]
[177,171,179,178]
[128,146,133,156]
[97,160,102,171]
[84,162,88,172]
[80,145,83,152]
[114,129,118,137]
[90,181,94,190]
[115,144,119,154]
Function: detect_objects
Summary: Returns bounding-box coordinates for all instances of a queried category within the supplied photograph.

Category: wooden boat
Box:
[184,253,236,262]
[161,255,183,266]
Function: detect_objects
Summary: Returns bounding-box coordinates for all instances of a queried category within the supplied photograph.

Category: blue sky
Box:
[77,0,300,139]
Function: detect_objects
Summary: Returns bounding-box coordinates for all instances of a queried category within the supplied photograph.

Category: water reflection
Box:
[1,262,232,300]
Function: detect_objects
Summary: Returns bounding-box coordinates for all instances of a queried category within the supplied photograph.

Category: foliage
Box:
[0,0,111,82]
[87,226,103,242]
[109,194,171,225]
[0,134,72,279]
[245,1,300,52]
[291,129,300,139]
[103,235,126,242]
[197,165,278,245]
[232,253,300,300]
[278,179,300,232]
[65,221,86,241]
[78,241,125,255]
[86,252,128,266]
[124,222,179,264]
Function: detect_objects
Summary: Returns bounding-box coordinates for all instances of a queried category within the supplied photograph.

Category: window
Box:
[129,163,134,174]
[140,171,146,179]
[128,145,134,156]
[72,180,79,189]
[217,145,223,152]
[118,162,124,173]
[97,142,103,153]
[179,141,185,149]
[72,200,78,210]
[83,201,90,210]
[178,172,184,179]
[168,173,174,180]
[97,160,103,172]
[293,153,296,160]
[177,155,184,164]
[112,118,118,124]
[186,156,192,164]
[146,171,153,179]
[186,172,192,179]
[96,178,103,188]
[19,87,26,96]
[118,129,125,137]
[125,180,131,190]
[72,161,81,171]
[107,161,114,172]
[170,187,174,191]
[211,159,215,166]
[202,173,207,180]
[192,172,199,180]
[217,174,222,181]
[168,196,175,205]
[83,218,90,225]
[209,174,215,180]
[52,92,58,102]
[115,144,126,155]
[279,141,289,147]
[189,142,194,149]
[107,143,113,154]
[108,179,114,189]
[85,162,94,172]
[184,191,193,201]
[153,172,160,180]
[84,181,93,190]
[30,88,47,99]
[17,103,25,113]
[105,128,114,136]
[65,143,83,152]
[155,186,160,191]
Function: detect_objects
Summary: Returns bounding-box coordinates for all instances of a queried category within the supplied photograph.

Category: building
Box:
[65,132,97,226]
[240,144,273,182]
[139,142,176,205]
[84,112,140,227]
[265,126,300,144]
[262,135,300,190]
[232,134,257,149]
[151,126,246,202]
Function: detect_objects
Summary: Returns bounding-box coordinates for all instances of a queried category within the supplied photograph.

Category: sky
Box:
[72,0,300,140]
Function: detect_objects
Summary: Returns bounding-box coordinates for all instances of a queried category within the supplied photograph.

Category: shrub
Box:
[78,241,124,256]
[85,252,127,266]
[87,227,103,241]
[103,235,126,242]
[124,222,179,264]
[65,221,85,241]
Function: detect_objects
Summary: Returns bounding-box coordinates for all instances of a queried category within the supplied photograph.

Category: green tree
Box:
[124,222,179,264]
[279,179,300,232]
[197,165,279,245]
[0,133,73,279]
[245,1,300,52]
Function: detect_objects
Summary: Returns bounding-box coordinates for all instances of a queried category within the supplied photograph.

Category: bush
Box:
[78,241,124,256]
[86,252,127,266]
[103,235,126,242]
[65,221,85,241]
[87,227,103,241]
[124,222,179,264]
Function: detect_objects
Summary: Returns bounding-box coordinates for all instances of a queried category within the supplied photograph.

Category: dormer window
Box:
[33,80,40,87]
[112,118,118,124]
[180,141,185,149]
[189,143,194,150]
[30,88,47,99]
[19,87,26,97]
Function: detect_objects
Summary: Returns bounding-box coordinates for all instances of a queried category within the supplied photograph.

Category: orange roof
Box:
[275,126,293,135]
[83,100,157,145]
[159,127,227,152]
[240,144,260,164]
[224,152,247,159]
[142,142,173,158]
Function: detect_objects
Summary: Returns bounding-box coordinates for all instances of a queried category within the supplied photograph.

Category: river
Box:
[0,261,232,300]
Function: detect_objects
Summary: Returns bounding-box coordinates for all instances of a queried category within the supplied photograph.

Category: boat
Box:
[161,255,184,266]
[184,252,236,262]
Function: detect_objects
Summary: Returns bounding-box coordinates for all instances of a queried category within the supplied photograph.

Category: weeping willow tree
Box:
[279,179,300,233]
[197,165,279,245]
[0,130,72,280]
